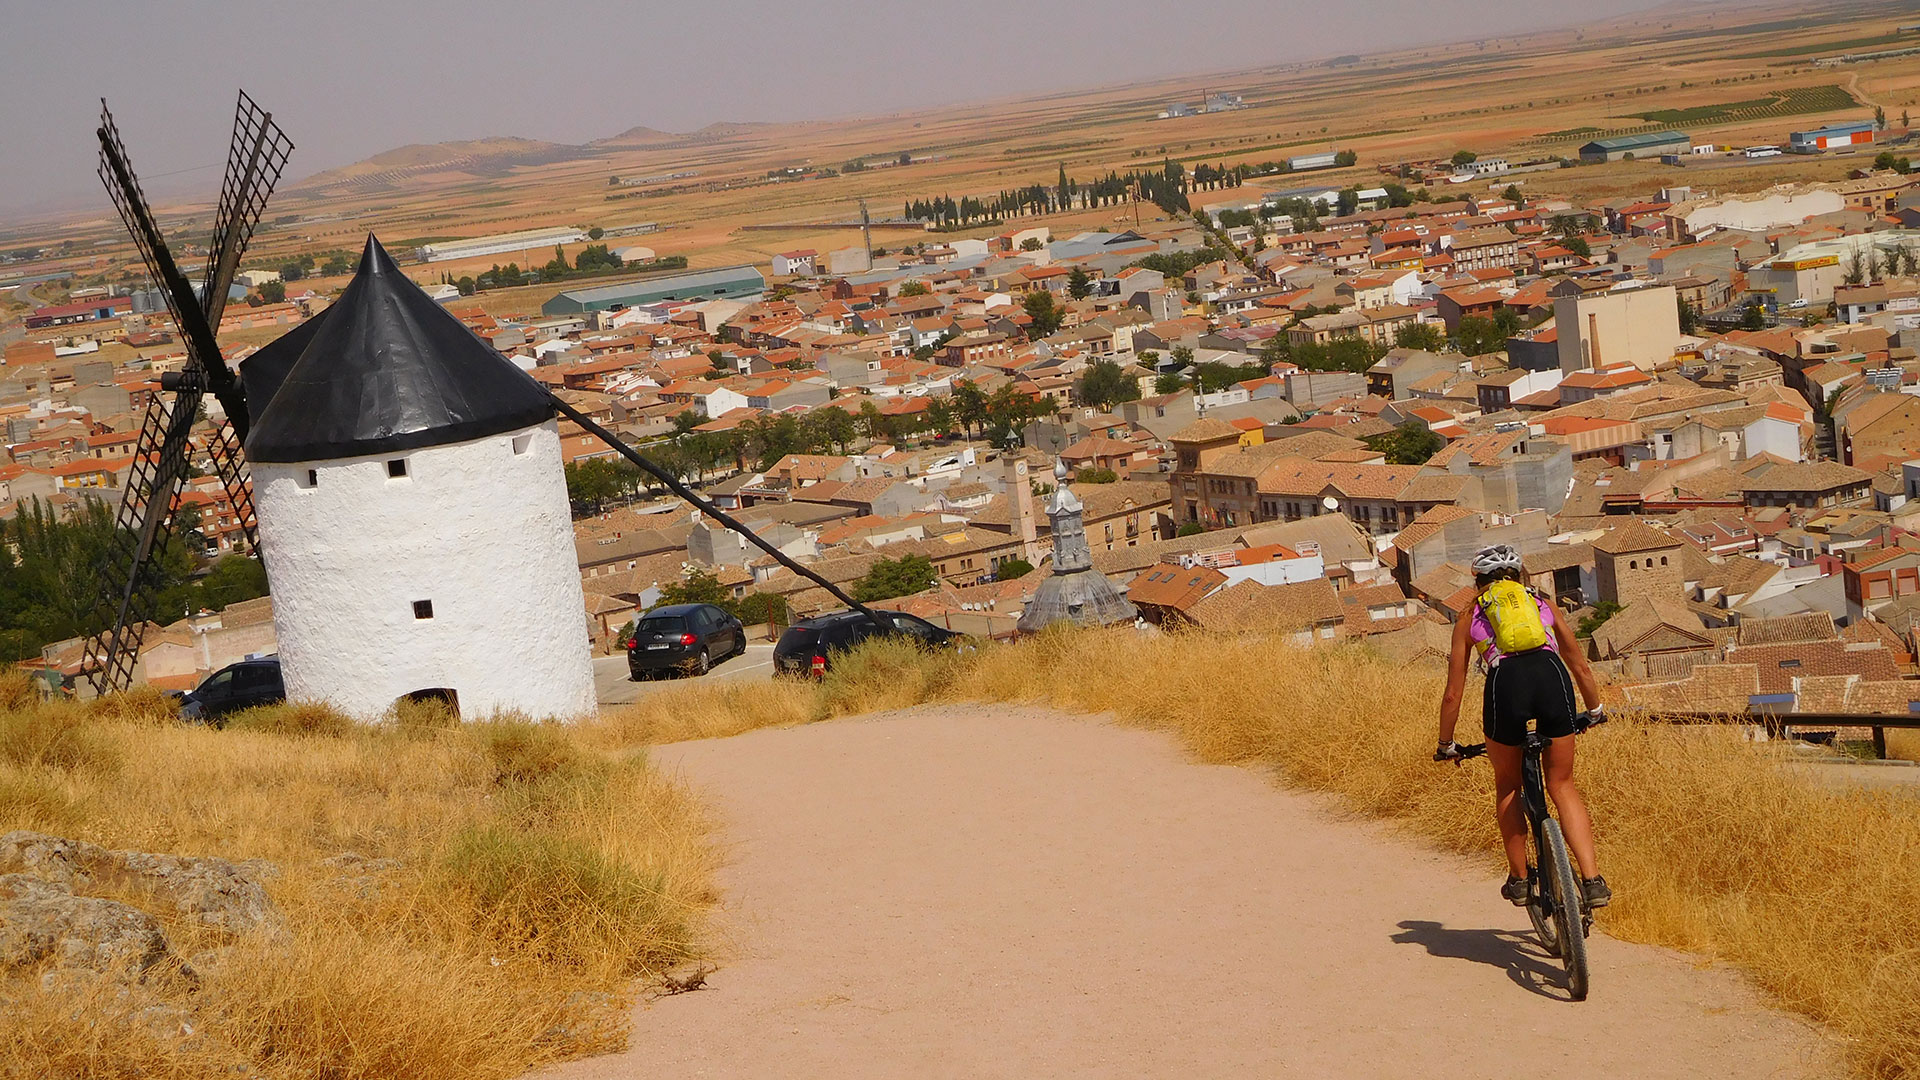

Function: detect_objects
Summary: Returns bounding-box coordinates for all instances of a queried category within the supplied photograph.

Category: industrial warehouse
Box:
[540,264,767,315]
[1578,130,1691,163]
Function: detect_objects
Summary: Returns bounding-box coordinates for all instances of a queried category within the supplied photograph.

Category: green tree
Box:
[1075,467,1119,484]
[455,276,476,296]
[1677,296,1700,335]
[1501,184,1524,207]
[322,255,353,276]
[1020,237,1044,252]
[950,381,990,439]
[994,557,1034,580]
[257,280,286,304]
[1576,601,1622,639]
[1563,235,1591,258]
[1068,266,1093,300]
[1394,322,1447,352]
[1076,359,1141,409]
[1154,372,1189,395]
[1364,421,1445,465]
[1023,290,1064,337]
[1740,301,1768,332]
[654,568,729,609]
[564,458,636,512]
[1176,522,1206,537]
[899,280,930,297]
[1334,149,1358,167]
[1875,105,1887,131]
[1451,149,1478,167]
[853,553,938,602]
[588,226,604,240]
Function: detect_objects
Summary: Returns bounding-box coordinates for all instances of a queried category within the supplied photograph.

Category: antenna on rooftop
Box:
[84,91,293,694]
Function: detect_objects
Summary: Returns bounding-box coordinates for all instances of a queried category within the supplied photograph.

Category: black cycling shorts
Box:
[1482,648,1577,746]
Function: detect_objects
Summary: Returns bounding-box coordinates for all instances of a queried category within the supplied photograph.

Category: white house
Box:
[693,384,749,417]
[243,236,595,722]
[772,249,819,276]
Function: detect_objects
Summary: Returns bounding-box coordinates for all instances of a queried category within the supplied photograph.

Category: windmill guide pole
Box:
[545,393,887,628]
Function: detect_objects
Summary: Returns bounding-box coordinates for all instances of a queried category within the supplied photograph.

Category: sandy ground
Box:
[546,705,1838,1080]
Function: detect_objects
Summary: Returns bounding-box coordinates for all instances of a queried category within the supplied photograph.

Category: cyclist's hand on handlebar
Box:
[1577,706,1608,733]
[1435,741,1487,763]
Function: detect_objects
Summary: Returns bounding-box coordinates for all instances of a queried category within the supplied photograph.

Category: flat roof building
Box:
[541,265,767,316]
[1579,131,1690,163]
[1790,122,1875,152]
[419,227,588,264]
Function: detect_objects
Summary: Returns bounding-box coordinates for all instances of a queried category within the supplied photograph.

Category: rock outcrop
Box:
[0,874,170,976]
[0,831,279,934]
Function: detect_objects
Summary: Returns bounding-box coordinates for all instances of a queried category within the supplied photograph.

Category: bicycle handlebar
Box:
[1436,711,1605,764]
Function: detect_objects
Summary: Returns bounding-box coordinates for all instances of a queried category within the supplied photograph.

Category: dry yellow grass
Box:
[0,678,717,1080]
[594,630,1920,1079]
[1886,729,1920,763]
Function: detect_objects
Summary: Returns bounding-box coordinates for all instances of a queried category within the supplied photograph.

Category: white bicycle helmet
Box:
[1471,544,1523,577]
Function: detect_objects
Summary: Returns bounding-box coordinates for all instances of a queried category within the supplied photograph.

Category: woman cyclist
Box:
[1436,544,1611,910]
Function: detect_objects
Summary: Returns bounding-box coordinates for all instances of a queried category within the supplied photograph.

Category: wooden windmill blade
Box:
[83,94,290,694]
[195,91,291,551]
[200,90,293,341]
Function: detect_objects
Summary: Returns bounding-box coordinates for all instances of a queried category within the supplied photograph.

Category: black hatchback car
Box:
[626,603,747,679]
[773,609,963,677]
[177,657,285,725]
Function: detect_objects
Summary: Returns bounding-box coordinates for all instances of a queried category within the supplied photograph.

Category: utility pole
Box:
[858,199,873,272]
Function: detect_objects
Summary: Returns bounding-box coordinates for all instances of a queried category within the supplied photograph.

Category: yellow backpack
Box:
[1477,579,1550,654]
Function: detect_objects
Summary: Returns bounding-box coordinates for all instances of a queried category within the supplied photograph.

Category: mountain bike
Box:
[1454,710,1606,1001]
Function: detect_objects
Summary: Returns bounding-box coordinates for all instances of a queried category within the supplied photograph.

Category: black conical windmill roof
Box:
[244,235,553,464]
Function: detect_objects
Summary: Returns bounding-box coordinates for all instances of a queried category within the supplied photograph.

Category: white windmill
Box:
[241,236,595,721]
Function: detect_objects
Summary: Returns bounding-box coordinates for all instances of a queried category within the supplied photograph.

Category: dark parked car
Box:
[773,609,964,677]
[177,657,284,725]
[626,603,747,679]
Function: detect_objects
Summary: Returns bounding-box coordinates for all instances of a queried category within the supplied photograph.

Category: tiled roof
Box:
[1735,613,1838,647]
[1187,578,1344,633]
[1126,564,1226,611]
[1591,519,1681,555]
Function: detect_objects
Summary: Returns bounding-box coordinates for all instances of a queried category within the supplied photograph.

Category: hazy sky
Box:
[0,0,1685,220]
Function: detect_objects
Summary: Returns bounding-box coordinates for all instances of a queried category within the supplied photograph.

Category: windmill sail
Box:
[82,95,290,694]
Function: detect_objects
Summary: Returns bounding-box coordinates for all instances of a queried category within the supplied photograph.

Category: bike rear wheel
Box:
[1526,865,1560,958]
[1542,819,1590,1000]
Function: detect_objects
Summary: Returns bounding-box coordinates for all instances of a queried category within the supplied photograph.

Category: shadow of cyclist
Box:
[1390,919,1573,1001]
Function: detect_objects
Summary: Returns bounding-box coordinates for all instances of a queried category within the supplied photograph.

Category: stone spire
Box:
[1015,459,1137,633]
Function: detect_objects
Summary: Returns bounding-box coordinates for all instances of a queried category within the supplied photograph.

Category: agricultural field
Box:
[7,0,1920,320]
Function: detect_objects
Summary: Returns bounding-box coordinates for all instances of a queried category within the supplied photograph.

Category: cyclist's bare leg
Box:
[1543,734,1599,878]
[1486,740,1529,878]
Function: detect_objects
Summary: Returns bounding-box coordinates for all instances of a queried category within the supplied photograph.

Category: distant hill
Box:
[289,136,605,194]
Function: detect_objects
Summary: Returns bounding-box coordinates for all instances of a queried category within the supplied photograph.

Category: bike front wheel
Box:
[1542,819,1590,1001]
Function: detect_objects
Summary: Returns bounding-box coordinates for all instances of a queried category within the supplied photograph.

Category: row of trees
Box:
[0,497,267,663]
[903,159,1208,225]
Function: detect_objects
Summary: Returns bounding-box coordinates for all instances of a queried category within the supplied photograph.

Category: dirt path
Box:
[547,706,1838,1079]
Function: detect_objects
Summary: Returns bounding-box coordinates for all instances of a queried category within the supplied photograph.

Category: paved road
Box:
[545,705,1837,1080]
[593,642,777,706]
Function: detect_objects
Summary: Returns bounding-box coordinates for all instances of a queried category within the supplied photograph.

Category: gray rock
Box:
[0,874,170,976]
[0,831,279,935]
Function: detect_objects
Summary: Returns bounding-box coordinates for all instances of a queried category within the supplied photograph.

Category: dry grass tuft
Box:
[0,689,718,1079]
[225,699,357,738]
